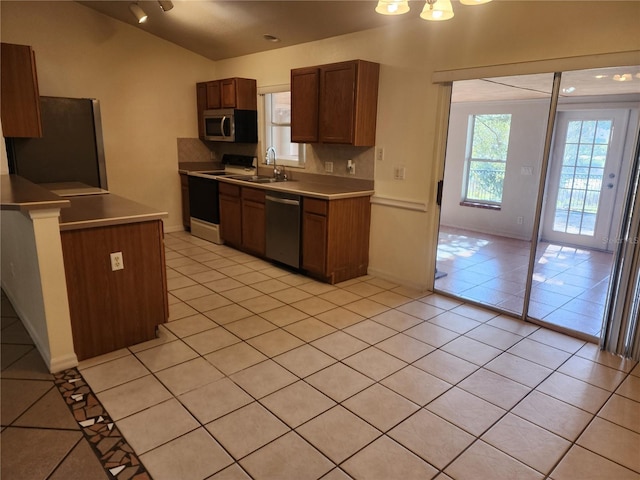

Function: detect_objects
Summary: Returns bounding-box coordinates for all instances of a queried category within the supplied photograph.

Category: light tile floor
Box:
[3,230,640,479]
[436,227,613,338]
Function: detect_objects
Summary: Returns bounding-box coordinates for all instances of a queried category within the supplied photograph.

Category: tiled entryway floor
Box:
[436,227,613,338]
[3,230,640,479]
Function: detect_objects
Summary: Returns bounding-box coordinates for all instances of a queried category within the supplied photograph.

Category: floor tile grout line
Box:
[80,232,638,478]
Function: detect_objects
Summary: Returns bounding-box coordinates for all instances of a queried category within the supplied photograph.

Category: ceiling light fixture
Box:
[375,0,491,21]
[375,0,410,15]
[158,1,174,12]
[129,3,147,23]
[420,0,455,21]
[613,73,632,82]
[263,34,280,43]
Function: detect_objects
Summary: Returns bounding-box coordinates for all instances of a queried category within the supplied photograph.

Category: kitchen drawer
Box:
[242,186,265,203]
[303,197,328,216]
[219,182,240,197]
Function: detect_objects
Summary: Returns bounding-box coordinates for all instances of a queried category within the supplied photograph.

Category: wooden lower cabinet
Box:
[60,220,168,361]
[219,183,242,247]
[241,187,266,256]
[302,196,371,284]
[219,183,266,254]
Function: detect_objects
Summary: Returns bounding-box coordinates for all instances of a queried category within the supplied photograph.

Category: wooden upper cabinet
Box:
[291,67,320,143]
[206,80,222,109]
[1,43,42,138]
[196,82,207,138]
[291,59,379,147]
[202,78,257,111]
[197,77,257,137]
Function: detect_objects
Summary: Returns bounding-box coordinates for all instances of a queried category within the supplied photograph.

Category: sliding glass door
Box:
[435,73,554,318]
[435,66,640,341]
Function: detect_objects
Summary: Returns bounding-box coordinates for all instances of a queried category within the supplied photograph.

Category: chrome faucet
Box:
[266,146,286,181]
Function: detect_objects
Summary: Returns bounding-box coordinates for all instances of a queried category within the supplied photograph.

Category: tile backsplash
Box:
[177,137,374,181]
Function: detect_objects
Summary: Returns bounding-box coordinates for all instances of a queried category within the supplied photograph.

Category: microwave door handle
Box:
[220,116,227,139]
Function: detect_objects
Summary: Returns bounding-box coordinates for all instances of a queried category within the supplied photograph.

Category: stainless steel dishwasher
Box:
[265,191,301,269]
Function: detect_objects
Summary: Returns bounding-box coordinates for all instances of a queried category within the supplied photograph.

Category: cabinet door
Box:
[319,61,356,144]
[1,43,42,138]
[219,194,242,247]
[196,83,207,138]
[206,80,222,109]
[242,199,266,255]
[291,67,320,143]
[302,212,327,275]
[221,79,237,108]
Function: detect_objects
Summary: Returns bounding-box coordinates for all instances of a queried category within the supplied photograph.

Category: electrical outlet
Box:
[517,216,524,225]
[110,252,124,271]
[376,147,384,162]
[347,160,355,175]
[325,161,333,173]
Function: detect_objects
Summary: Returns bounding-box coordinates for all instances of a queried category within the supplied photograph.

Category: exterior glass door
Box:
[542,109,630,250]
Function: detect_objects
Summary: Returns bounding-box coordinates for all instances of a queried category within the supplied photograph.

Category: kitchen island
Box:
[1,174,168,369]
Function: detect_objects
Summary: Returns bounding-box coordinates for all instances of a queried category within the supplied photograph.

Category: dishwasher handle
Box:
[266,194,300,206]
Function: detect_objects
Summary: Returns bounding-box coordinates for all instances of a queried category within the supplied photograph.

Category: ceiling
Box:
[452,67,640,103]
[78,0,410,61]
[78,1,639,101]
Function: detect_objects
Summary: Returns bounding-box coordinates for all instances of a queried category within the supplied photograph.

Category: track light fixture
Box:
[158,1,174,12]
[129,2,147,23]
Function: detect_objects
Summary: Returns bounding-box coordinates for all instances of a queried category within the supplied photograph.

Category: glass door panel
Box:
[531,66,639,338]
[435,73,554,317]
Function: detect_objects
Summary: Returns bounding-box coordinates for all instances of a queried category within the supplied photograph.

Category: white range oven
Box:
[188,154,256,244]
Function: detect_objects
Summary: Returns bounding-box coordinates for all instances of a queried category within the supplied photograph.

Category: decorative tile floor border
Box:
[54,368,152,480]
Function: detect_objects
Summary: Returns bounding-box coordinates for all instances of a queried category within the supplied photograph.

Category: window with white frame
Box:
[463,113,512,206]
[263,91,305,166]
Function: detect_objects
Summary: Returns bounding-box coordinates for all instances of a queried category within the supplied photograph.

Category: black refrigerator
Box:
[8,96,108,190]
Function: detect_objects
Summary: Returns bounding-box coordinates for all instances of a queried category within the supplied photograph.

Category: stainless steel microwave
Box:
[202,108,258,143]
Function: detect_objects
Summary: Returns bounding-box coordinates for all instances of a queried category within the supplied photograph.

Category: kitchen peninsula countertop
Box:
[58,194,168,231]
[1,175,70,212]
[1,175,167,230]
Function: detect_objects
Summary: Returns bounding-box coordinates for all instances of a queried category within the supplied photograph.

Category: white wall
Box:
[1,208,76,372]
[441,99,550,240]
[0,1,216,231]
[2,1,639,290]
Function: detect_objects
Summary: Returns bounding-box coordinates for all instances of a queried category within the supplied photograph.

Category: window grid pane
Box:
[552,119,612,236]
[464,114,512,204]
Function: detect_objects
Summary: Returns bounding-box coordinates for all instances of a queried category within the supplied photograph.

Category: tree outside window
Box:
[464,114,512,205]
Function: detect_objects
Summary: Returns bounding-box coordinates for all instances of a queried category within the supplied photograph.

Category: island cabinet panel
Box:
[61,220,168,361]
[291,59,379,146]
[241,187,266,256]
[1,43,42,138]
[302,196,371,284]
